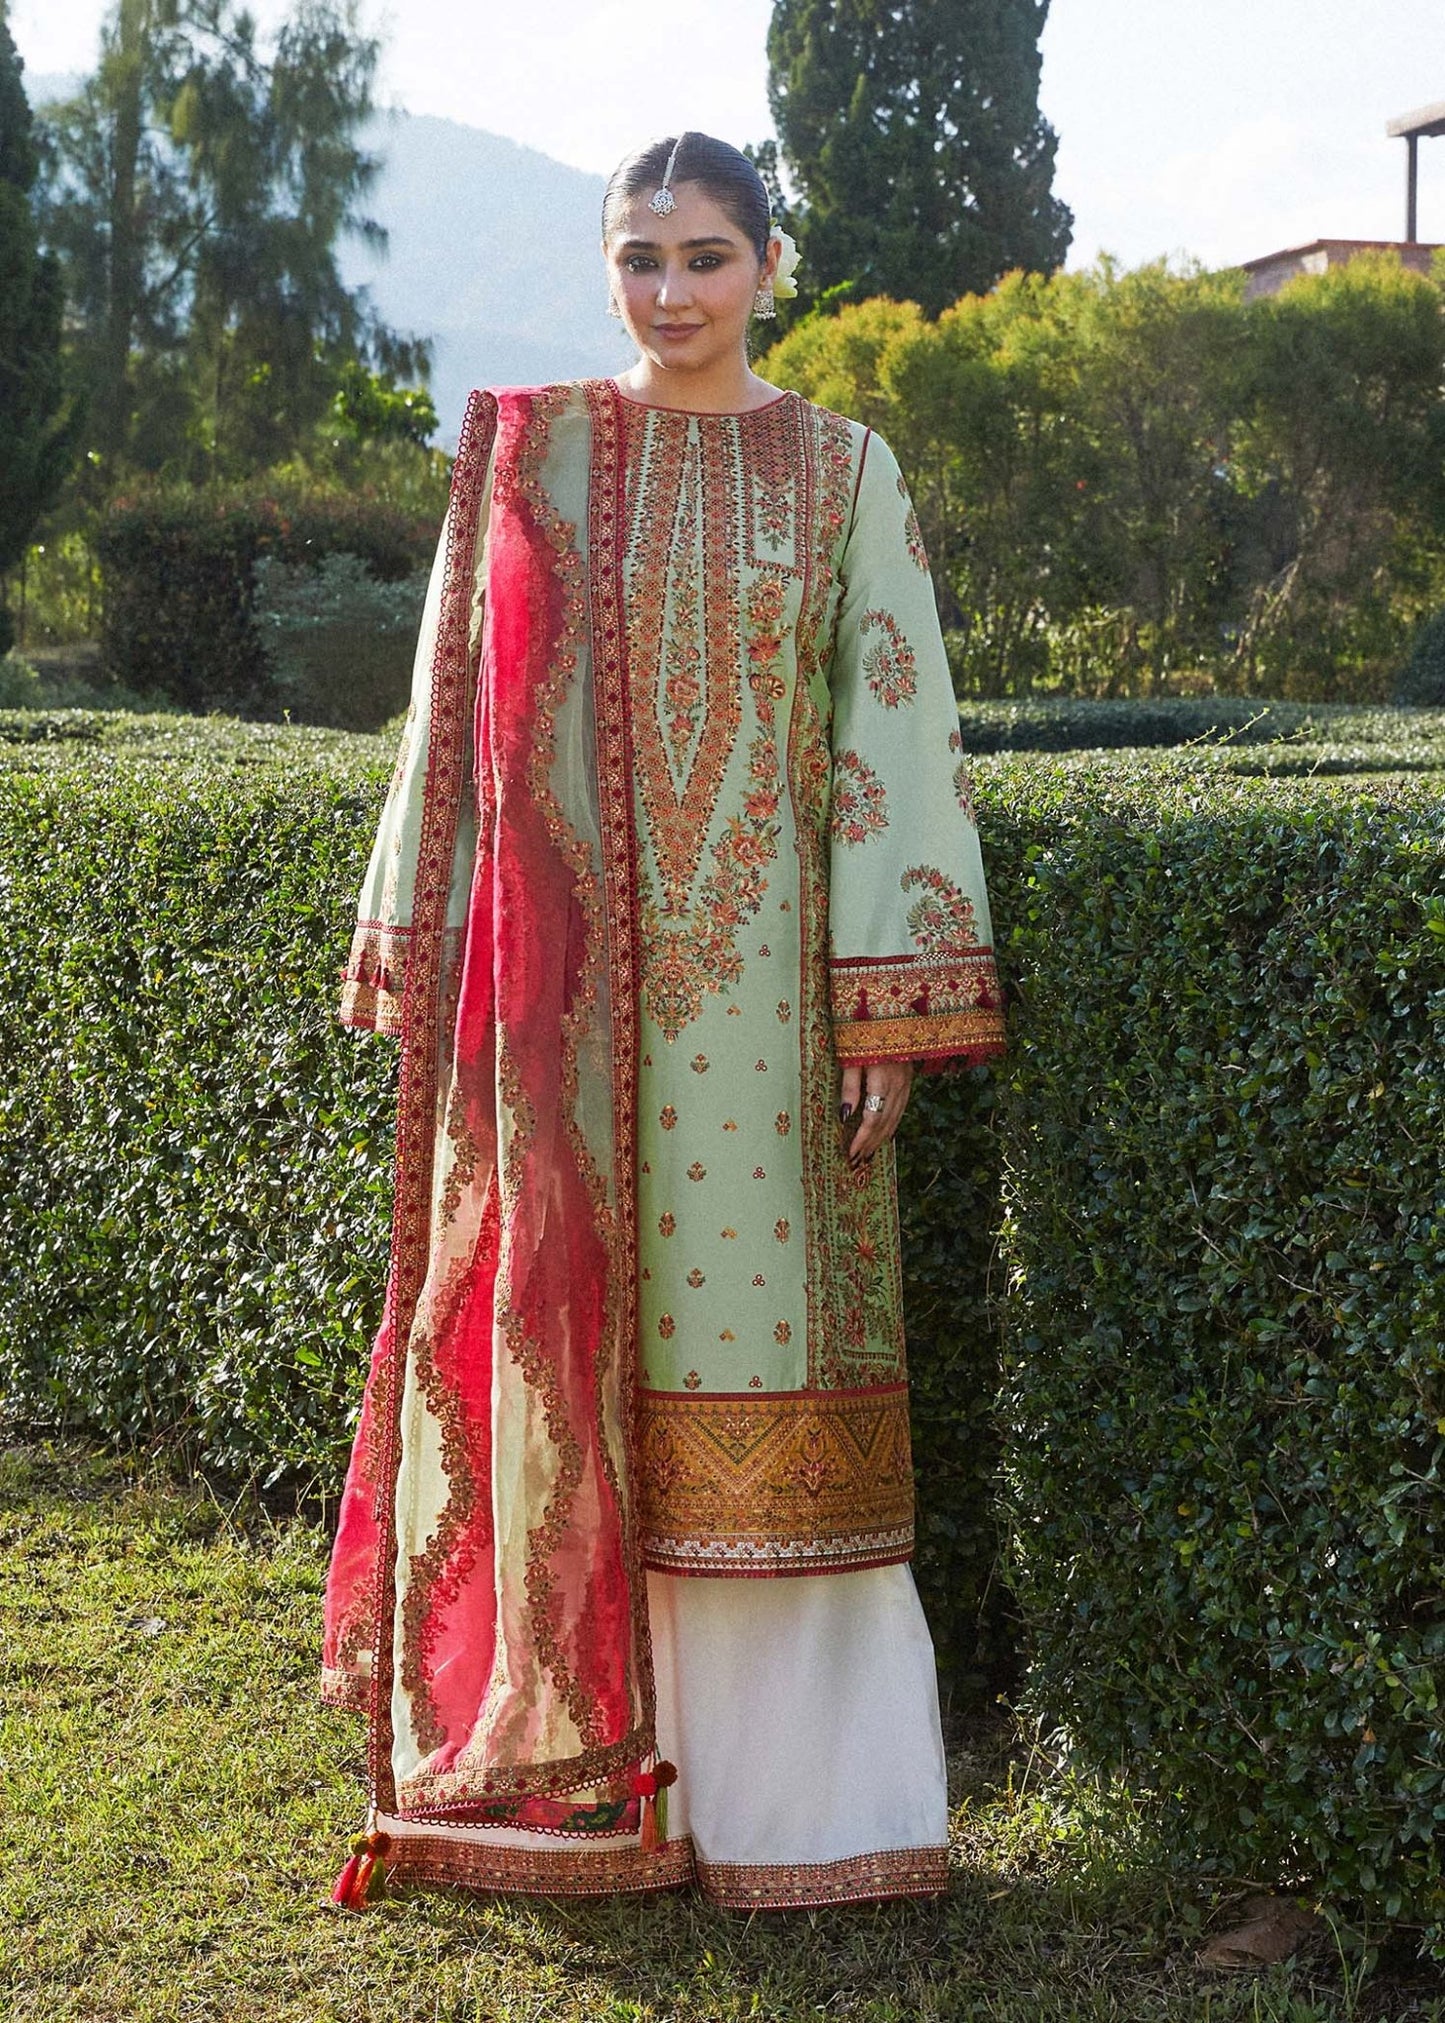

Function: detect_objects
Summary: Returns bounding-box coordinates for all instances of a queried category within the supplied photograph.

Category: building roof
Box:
[1240,236,1442,272]
[1388,102,1445,139]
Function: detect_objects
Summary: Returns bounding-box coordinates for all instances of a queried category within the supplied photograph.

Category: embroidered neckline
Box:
[608,381,797,420]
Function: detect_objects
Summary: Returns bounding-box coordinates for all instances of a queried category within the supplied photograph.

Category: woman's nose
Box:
[655,262,693,307]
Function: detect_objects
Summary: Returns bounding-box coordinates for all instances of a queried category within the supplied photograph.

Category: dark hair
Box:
[601,133,772,261]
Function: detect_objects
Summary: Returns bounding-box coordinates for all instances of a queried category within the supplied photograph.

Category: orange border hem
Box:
[385,1833,695,1899]
[695,1844,949,1910]
[833,1009,1007,1064]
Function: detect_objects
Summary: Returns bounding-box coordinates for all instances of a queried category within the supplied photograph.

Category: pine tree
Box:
[0,2,72,649]
[36,0,427,482]
[766,0,1072,317]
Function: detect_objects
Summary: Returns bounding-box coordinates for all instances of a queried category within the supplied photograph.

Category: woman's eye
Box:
[690,254,722,271]
[624,256,657,274]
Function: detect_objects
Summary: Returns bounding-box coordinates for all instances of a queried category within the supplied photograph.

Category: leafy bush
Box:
[97,486,435,713]
[0,645,162,715]
[0,726,398,1485]
[997,761,1445,1951]
[773,255,1445,701]
[3,716,1445,1945]
[1394,609,1445,707]
[954,694,1445,755]
[0,653,41,707]
[16,524,103,647]
[253,552,427,731]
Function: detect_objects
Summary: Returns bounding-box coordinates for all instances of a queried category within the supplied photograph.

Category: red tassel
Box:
[332,1829,392,1909]
[634,1758,677,1852]
[331,1833,369,1906]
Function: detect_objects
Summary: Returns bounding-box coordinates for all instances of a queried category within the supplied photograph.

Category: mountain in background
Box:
[27,80,628,444]
[343,111,628,441]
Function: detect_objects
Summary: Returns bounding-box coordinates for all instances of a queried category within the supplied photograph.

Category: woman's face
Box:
[605,184,775,382]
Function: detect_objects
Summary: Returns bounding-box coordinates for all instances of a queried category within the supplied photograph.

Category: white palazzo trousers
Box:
[376,1562,950,1910]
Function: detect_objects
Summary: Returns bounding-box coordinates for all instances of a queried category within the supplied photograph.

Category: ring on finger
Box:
[862,1092,886,1113]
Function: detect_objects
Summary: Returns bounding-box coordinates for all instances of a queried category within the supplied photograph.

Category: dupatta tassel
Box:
[331,1829,393,1909]
[633,1759,678,1852]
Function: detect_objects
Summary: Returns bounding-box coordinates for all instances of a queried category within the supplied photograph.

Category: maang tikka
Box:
[648,133,685,216]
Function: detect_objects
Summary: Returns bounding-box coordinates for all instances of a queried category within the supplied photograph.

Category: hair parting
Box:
[602,132,773,262]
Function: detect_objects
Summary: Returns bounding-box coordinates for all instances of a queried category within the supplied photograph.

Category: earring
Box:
[607,295,622,318]
[753,281,777,320]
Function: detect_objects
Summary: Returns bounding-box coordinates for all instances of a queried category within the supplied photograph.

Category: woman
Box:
[322,132,1005,1913]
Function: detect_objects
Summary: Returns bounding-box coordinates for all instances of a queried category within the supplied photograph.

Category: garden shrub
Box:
[0,728,399,1487]
[997,762,1445,1951]
[0,653,41,708]
[97,486,435,714]
[252,553,428,731]
[3,716,1445,1944]
[1394,609,1445,707]
[953,693,1445,754]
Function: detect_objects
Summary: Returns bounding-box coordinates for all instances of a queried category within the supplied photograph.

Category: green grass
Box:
[3,1442,1443,2023]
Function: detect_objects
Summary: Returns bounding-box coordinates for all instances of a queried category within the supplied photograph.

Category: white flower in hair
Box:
[771,228,801,302]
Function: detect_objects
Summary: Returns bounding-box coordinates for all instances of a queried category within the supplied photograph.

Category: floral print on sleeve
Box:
[829,748,890,845]
[898,474,929,572]
[901,865,981,956]
[826,427,1005,1068]
[947,729,978,823]
[859,609,918,709]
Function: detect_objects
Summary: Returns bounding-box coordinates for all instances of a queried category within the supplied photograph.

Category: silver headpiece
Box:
[648,134,686,216]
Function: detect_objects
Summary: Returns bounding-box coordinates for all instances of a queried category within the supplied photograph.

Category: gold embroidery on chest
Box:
[625,416,743,915]
[746,396,805,568]
[636,652,785,1039]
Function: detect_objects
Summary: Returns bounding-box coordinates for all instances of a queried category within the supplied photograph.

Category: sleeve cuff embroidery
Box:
[338,920,412,1034]
[830,950,1006,1066]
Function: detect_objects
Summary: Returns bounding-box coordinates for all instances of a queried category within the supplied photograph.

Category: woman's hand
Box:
[839,1059,914,1167]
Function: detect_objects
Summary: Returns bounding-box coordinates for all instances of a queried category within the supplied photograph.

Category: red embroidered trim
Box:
[584,377,657,1745]
[365,388,499,1812]
[340,922,465,1036]
[384,1830,695,1898]
[830,950,1006,1065]
[339,920,413,1033]
[694,1844,949,1910]
[320,1665,368,1713]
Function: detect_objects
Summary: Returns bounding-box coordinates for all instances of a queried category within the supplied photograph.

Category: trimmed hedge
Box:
[0,727,399,1487]
[954,695,1445,754]
[97,489,435,715]
[1396,610,1445,707]
[997,763,1445,1946]
[4,714,1445,1943]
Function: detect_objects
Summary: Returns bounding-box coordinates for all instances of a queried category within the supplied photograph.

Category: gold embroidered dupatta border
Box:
[361,383,655,1817]
[364,388,496,1812]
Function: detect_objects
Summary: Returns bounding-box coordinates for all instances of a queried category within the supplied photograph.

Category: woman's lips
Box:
[654,323,703,339]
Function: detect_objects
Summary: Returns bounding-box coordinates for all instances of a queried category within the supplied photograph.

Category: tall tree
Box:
[766,0,1072,317]
[36,0,189,474]
[36,0,427,483]
[0,2,72,649]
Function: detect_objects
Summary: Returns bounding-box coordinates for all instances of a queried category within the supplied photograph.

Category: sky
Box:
[12,0,1445,271]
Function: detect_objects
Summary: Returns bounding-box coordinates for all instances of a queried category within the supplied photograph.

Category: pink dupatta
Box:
[323,384,655,1823]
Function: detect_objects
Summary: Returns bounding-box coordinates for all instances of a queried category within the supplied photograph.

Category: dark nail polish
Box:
[839,1102,853,1121]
